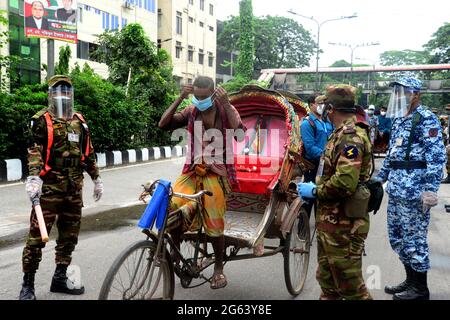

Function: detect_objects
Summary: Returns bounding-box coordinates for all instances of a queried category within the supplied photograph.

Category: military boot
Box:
[19,272,36,300]
[393,270,430,300]
[384,264,413,294]
[50,264,85,295]
[441,175,450,184]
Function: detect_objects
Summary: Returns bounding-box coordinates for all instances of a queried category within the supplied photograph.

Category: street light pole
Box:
[287,10,357,91]
[329,42,379,85]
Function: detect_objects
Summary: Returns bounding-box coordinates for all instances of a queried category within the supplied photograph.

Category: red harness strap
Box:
[74,112,90,161]
[40,112,54,177]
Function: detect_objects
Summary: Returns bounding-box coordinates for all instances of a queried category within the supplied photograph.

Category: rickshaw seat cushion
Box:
[234,155,282,195]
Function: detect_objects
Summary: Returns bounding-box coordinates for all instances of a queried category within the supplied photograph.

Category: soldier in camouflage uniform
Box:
[298,84,373,300]
[20,75,104,300]
[376,77,446,300]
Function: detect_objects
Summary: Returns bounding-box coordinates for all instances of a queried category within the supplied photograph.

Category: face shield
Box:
[386,85,415,119]
[48,84,74,120]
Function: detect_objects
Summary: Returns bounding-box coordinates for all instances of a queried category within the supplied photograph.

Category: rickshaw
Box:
[98,85,312,300]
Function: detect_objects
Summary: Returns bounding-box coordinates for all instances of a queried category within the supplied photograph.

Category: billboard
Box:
[24,0,78,43]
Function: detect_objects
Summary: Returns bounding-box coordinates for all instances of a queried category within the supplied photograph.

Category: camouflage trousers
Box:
[387,197,430,273]
[316,219,372,300]
[22,187,83,273]
[446,145,450,173]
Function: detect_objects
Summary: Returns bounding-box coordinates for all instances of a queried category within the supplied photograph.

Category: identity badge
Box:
[68,133,80,142]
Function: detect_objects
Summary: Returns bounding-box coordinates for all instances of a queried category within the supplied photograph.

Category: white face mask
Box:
[380,111,386,116]
[316,104,325,116]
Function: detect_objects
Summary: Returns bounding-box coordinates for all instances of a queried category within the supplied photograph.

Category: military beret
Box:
[325,84,356,110]
[389,76,422,92]
[48,75,72,88]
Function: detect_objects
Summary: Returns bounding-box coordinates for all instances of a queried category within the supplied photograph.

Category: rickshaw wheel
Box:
[283,208,311,296]
[98,240,175,300]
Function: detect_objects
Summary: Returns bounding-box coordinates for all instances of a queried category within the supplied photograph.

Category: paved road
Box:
[1,158,449,300]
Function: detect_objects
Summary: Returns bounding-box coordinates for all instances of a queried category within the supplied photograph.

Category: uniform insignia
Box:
[343,145,358,159]
[428,128,438,137]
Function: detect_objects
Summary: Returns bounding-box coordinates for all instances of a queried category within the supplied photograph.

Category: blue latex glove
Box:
[297,182,317,199]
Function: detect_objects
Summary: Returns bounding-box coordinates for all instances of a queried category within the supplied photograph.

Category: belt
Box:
[390,161,427,170]
[51,157,81,168]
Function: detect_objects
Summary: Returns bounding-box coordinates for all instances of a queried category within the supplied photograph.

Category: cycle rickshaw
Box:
[98,85,312,300]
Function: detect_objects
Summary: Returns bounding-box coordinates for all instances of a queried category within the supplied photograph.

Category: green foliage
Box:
[0,23,179,160]
[0,83,48,159]
[380,50,430,66]
[219,15,315,73]
[0,11,20,93]
[236,0,254,81]
[54,45,71,75]
[424,23,450,64]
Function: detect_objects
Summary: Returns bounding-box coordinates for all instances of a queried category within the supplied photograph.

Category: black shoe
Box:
[19,272,36,300]
[385,264,413,294]
[393,270,430,300]
[50,265,85,295]
[441,176,450,184]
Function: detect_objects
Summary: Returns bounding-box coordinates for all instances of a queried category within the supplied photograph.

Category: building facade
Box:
[158,0,217,85]
[2,0,158,89]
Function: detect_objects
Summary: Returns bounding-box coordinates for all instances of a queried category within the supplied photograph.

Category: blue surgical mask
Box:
[192,96,213,111]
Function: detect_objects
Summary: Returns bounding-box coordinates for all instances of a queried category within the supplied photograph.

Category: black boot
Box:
[50,264,85,295]
[19,272,36,300]
[393,270,430,300]
[441,175,450,184]
[384,264,413,294]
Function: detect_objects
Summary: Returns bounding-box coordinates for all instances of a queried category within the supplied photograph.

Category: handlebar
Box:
[173,190,213,200]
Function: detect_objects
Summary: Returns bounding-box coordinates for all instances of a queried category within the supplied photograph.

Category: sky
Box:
[215,0,450,68]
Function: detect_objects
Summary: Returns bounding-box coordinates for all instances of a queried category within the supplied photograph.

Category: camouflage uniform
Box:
[23,95,99,273]
[378,105,446,273]
[315,85,373,300]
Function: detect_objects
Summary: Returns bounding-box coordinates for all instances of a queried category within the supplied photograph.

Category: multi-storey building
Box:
[1,0,158,89]
[158,0,217,85]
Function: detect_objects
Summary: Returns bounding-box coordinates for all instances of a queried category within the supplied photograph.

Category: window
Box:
[122,18,128,28]
[176,41,182,59]
[77,7,83,23]
[77,40,100,62]
[199,21,204,28]
[209,4,214,15]
[208,52,214,67]
[208,26,214,32]
[144,0,156,13]
[8,11,41,89]
[102,12,110,30]
[188,45,194,62]
[198,49,204,65]
[189,16,194,23]
[111,15,119,30]
[200,0,204,11]
[176,11,182,35]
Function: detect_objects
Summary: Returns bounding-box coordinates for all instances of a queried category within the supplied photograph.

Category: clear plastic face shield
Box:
[48,83,74,120]
[387,85,415,119]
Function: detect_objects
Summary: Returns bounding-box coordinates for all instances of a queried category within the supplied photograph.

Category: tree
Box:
[236,0,254,81]
[425,23,450,64]
[219,15,315,73]
[380,50,430,66]
[54,45,71,75]
[93,23,177,146]
[0,10,19,92]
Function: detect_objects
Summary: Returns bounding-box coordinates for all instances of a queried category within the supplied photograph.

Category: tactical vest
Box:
[39,111,91,177]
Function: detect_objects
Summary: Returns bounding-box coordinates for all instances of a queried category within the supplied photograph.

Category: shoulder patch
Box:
[343,145,359,159]
[428,128,439,137]
[31,109,48,120]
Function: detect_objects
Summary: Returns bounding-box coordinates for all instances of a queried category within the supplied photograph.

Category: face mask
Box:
[316,104,325,116]
[192,96,213,111]
[368,110,374,116]
[51,96,73,119]
[380,111,386,116]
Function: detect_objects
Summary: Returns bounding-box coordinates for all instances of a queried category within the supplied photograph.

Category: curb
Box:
[0,145,188,183]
